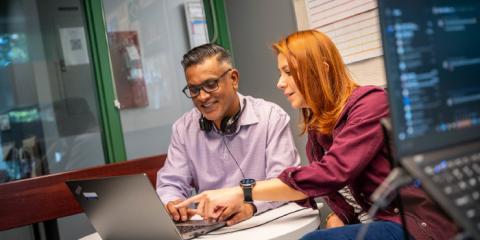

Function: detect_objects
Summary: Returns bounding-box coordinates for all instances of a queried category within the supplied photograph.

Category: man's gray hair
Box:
[181,43,232,70]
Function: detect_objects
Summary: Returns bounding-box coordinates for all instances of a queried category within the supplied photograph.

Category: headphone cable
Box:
[222,136,246,179]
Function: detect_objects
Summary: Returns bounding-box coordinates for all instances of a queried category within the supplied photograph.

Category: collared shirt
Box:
[156,93,300,214]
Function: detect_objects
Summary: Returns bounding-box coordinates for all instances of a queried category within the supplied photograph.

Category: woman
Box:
[176,30,457,239]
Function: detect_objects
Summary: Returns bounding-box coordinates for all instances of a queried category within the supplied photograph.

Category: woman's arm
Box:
[175,178,307,220]
[253,178,307,201]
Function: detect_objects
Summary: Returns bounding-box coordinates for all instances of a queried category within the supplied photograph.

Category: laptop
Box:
[66,174,225,240]
[378,0,480,239]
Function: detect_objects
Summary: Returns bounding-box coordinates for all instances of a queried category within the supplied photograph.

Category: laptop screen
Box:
[378,0,480,158]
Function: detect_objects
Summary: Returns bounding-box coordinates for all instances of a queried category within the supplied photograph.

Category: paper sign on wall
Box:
[59,27,90,66]
[184,1,209,48]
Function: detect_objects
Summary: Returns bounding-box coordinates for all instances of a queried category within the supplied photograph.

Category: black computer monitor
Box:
[379,2,480,237]
[379,0,480,159]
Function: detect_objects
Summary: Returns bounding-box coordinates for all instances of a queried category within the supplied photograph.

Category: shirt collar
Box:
[237,93,259,127]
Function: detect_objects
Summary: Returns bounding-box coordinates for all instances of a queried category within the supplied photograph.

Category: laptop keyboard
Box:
[177,225,209,234]
[423,151,480,231]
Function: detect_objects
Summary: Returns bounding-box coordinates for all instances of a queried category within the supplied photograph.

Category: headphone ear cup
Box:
[220,116,238,135]
[199,116,213,132]
[220,116,231,134]
[220,98,246,135]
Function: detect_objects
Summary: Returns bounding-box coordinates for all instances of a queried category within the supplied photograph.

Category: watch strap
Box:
[242,185,253,203]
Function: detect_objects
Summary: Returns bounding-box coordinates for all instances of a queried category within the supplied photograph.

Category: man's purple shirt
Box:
[156,93,300,214]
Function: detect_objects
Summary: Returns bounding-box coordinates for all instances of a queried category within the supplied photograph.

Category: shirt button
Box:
[394,208,399,214]
[421,222,427,227]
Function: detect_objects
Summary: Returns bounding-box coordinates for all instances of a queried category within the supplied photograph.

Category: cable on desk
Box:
[202,207,311,236]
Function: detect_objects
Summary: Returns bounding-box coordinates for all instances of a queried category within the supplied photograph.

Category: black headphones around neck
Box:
[199,98,246,135]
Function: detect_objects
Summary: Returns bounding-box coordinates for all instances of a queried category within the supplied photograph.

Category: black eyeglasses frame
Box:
[182,68,232,98]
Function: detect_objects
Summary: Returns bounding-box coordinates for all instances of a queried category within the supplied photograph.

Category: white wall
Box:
[348,57,386,87]
[292,0,309,31]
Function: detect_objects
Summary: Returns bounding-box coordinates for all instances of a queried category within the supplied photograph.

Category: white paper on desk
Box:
[210,203,323,233]
[59,27,89,66]
[190,214,203,221]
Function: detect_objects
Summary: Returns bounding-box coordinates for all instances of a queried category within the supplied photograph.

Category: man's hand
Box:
[325,213,344,228]
[175,187,244,221]
[222,203,255,226]
[165,199,196,222]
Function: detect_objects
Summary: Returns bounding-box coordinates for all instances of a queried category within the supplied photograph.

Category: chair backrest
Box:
[0,154,166,231]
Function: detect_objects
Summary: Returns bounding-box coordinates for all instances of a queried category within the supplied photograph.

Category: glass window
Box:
[1,0,108,239]
[0,0,106,181]
[103,0,207,159]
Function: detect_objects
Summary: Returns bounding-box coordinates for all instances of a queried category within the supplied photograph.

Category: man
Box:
[156,43,300,226]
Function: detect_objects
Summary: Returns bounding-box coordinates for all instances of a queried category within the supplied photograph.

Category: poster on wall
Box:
[184,1,209,48]
[59,27,90,66]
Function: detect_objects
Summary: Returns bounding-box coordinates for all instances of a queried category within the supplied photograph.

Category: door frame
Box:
[203,0,233,51]
[84,0,126,163]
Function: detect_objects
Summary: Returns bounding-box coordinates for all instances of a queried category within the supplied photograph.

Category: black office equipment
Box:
[378,0,480,239]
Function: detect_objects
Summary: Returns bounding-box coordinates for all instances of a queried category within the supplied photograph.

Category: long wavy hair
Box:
[273,30,358,135]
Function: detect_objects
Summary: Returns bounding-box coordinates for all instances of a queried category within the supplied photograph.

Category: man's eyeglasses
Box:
[182,68,232,98]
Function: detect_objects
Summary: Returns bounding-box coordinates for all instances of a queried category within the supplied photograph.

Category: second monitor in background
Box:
[379,0,480,238]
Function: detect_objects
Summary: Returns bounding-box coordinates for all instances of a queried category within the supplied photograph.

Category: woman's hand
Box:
[223,203,255,225]
[175,186,244,221]
[325,213,345,228]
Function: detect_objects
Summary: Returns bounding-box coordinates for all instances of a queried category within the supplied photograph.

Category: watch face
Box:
[240,178,256,186]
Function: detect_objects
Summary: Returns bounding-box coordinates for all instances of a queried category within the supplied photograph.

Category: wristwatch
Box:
[239,178,256,203]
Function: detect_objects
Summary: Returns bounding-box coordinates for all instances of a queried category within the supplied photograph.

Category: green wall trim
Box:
[84,0,127,163]
[203,0,233,53]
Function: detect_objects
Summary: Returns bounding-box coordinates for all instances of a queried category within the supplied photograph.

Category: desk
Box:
[80,203,322,240]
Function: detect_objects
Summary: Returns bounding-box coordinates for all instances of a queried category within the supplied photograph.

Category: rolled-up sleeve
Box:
[156,122,194,204]
[255,107,301,214]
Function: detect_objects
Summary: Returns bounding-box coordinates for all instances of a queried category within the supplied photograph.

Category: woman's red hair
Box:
[273,30,358,135]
